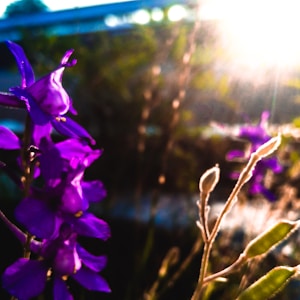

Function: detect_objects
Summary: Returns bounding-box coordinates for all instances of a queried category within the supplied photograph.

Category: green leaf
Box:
[243,220,299,258]
[237,266,296,300]
[293,116,300,128]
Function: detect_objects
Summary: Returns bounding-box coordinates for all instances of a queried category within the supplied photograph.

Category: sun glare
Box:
[201,0,300,70]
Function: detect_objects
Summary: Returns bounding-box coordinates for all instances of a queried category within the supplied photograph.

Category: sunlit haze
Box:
[2,0,300,73]
[200,0,300,70]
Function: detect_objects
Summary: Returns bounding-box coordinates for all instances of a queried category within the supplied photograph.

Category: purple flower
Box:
[15,191,110,240]
[0,125,21,150]
[15,138,108,239]
[0,41,94,144]
[0,41,111,299]
[226,111,282,201]
[2,223,110,300]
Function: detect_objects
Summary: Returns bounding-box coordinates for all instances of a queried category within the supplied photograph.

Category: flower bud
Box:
[254,134,281,158]
[199,164,220,194]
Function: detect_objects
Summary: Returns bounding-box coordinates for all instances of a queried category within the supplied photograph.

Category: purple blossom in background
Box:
[226,111,283,201]
[0,41,111,299]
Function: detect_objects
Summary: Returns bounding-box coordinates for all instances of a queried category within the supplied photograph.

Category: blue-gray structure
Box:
[0,0,195,41]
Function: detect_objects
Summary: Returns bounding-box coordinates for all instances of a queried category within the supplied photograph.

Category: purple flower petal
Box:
[76,244,107,272]
[60,184,84,215]
[248,183,277,201]
[10,87,51,125]
[72,267,111,293]
[82,180,107,203]
[2,258,48,300]
[239,126,268,143]
[6,40,35,87]
[265,157,283,173]
[261,187,277,202]
[68,98,78,115]
[226,149,245,160]
[7,41,78,121]
[27,70,70,116]
[72,212,110,240]
[0,92,25,108]
[226,111,283,202]
[38,140,64,187]
[15,196,61,239]
[60,49,76,66]
[53,276,74,300]
[53,239,82,276]
[51,116,95,145]
[248,181,262,194]
[0,126,21,149]
[56,139,102,163]
[32,122,53,146]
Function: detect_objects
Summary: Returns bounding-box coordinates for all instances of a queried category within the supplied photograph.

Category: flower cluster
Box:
[0,41,110,299]
[226,111,283,201]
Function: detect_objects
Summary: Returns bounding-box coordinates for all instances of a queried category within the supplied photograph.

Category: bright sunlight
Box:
[200,0,300,70]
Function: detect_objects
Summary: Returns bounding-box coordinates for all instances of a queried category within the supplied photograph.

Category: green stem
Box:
[21,114,34,258]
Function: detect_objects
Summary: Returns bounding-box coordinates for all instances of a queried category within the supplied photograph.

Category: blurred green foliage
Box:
[10,22,238,200]
[3,19,300,300]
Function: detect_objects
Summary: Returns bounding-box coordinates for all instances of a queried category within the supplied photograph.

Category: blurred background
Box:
[1,0,300,299]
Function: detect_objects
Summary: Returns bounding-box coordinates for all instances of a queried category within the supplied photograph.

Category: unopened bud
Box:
[199,164,220,194]
[254,134,281,158]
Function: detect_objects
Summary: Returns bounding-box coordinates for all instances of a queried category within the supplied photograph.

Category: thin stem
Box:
[0,209,27,243]
[209,154,258,244]
[191,135,281,300]
[191,154,259,300]
[203,254,246,285]
[0,209,41,253]
[191,241,212,300]
[21,115,33,196]
[21,114,35,258]
[199,192,210,241]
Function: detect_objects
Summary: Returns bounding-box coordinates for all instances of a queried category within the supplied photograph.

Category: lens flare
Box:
[200,0,300,70]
